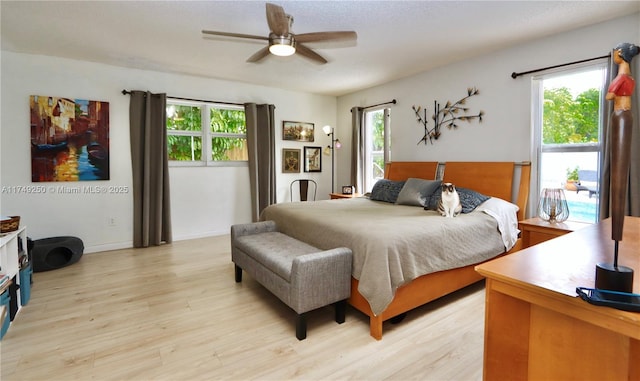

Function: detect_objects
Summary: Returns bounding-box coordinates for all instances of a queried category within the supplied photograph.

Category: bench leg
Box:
[296,313,307,340]
[334,300,346,324]
[234,265,242,283]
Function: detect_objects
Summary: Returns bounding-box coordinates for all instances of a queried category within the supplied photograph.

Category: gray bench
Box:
[231,221,352,340]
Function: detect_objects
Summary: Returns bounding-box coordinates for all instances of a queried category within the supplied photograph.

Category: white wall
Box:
[3,12,638,253]
[0,52,336,252]
[335,12,640,206]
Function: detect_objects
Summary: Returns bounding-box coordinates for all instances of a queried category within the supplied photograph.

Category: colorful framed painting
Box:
[283,121,314,142]
[282,148,301,173]
[30,95,110,182]
[304,146,322,172]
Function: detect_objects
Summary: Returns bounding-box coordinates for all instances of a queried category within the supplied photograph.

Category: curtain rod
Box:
[121,89,244,106]
[351,99,397,112]
[511,54,609,79]
[364,99,396,109]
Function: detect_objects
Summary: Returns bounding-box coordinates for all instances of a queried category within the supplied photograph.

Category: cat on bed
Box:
[438,183,462,217]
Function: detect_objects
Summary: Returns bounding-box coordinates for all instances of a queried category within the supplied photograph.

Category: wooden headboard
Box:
[384,161,438,181]
[384,161,531,220]
[442,162,514,202]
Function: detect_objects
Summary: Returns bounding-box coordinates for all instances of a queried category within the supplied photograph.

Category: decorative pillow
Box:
[424,186,490,213]
[396,178,441,207]
[370,179,406,203]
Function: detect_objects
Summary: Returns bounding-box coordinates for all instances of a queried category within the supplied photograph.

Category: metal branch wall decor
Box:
[413,87,484,145]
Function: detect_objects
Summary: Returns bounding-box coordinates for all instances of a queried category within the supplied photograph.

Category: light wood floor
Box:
[1,235,485,380]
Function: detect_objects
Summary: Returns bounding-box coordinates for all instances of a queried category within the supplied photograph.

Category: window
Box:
[532,62,607,223]
[363,108,390,192]
[166,100,247,166]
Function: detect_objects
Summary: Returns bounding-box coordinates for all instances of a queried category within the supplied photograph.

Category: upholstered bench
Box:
[231,220,352,340]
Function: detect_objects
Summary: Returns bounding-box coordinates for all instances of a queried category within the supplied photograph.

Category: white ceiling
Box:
[2,1,639,96]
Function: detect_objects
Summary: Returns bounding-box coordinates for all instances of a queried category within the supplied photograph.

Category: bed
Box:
[261,161,531,340]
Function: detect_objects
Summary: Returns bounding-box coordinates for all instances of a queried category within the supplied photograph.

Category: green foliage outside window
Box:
[543,88,599,144]
[167,104,246,162]
[210,108,246,161]
[372,110,385,178]
[167,105,202,161]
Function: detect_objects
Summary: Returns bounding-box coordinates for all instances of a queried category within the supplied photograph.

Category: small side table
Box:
[330,193,362,200]
[519,217,591,248]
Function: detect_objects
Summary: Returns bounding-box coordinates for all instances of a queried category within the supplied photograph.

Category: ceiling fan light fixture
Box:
[269,35,296,56]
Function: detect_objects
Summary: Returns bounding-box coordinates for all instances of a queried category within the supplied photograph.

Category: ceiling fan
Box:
[202,2,357,64]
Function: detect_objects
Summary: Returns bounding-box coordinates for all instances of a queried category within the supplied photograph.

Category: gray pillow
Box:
[370,179,406,203]
[396,178,441,207]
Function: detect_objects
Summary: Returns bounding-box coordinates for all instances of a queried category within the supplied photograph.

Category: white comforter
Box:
[261,197,519,316]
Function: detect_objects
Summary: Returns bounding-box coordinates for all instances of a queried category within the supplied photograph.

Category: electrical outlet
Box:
[108,217,117,226]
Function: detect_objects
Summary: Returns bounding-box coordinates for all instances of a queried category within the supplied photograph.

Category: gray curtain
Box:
[128,91,172,247]
[245,103,276,222]
[351,107,365,193]
[599,51,640,220]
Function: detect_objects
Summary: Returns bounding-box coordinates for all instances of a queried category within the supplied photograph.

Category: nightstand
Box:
[330,193,361,200]
[519,217,592,248]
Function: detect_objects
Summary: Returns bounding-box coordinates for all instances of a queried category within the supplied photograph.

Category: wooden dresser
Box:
[476,217,639,381]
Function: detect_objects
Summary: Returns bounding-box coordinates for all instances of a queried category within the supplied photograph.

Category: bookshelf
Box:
[0,226,28,338]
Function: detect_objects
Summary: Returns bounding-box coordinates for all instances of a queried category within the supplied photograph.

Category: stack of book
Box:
[0,274,10,295]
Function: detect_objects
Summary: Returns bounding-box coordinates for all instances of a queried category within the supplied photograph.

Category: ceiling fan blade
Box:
[295,31,357,43]
[295,43,327,64]
[247,46,271,63]
[266,3,289,36]
[202,30,268,41]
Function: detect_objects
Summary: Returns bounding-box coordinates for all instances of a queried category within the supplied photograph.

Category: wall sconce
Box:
[322,125,341,193]
[537,188,569,223]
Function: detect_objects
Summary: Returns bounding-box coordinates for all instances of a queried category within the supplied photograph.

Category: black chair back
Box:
[290,179,317,202]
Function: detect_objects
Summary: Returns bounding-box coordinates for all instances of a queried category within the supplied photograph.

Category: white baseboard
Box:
[83,241,133,254]
[83,230,228,254]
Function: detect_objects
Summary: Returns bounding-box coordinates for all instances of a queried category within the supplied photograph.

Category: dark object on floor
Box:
[390,313,407,324]
[32,236,84,272]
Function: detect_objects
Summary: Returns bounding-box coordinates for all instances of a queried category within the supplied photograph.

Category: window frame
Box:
[531,59,608,222]
[363,107,390,192]
[166,99,247,168]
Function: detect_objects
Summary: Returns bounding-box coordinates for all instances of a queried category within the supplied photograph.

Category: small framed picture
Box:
[283,121,314,142]
[303,146,322,172]
[282,148,300,173]
[342,185,355,195]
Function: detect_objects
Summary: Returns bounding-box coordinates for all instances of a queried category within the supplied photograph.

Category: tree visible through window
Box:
[534,63,606,223]
[166,100,247,165]
[364,108,389,192]
[543,87,600,144]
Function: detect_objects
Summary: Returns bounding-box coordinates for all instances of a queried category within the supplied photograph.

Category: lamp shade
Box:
[269,35,295,57]
[269,43,295,57]
[537,188,569,223]
[322,125,332,135]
